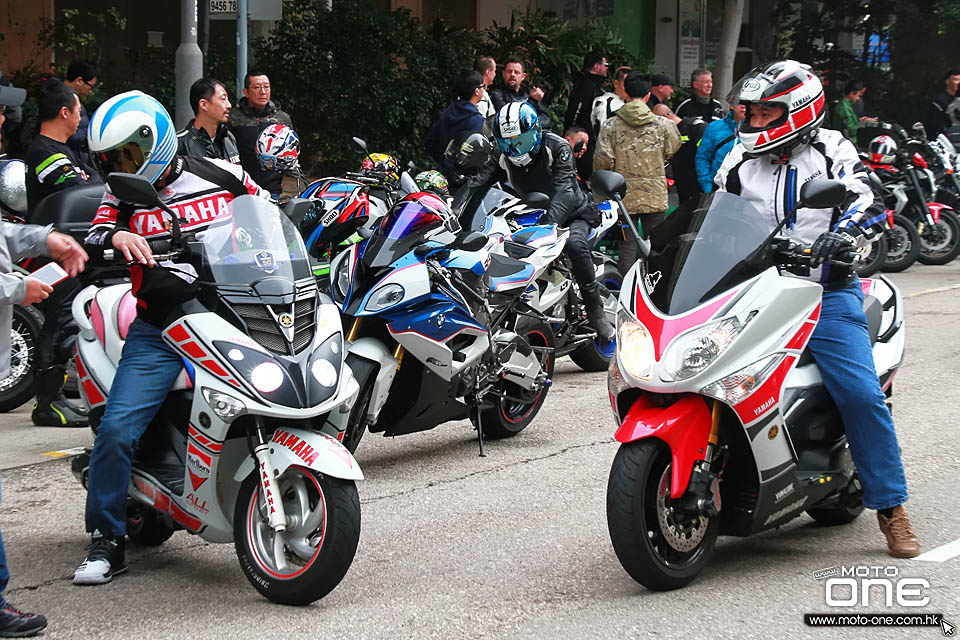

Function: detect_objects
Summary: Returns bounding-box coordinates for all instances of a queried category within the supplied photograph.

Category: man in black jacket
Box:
[424,70,485,187]
[228,71,293,196]
[926,68,960,138]
[672,68,724,203]
[564,52,608,179]
[455,102,614,342]
[177,78,240,164]
[489,57,553,131]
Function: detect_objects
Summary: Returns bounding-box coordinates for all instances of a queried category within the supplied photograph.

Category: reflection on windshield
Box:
[644,193,772,315]
[196,195,311,286]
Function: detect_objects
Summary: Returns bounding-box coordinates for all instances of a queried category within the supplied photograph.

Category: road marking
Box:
[40,446,88,459]
[906,283,960,298]
[914,537,960,562]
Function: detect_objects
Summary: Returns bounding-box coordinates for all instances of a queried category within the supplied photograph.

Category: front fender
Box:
[927,202,953,223]
[614,394,712,498]
[233,427,363,482]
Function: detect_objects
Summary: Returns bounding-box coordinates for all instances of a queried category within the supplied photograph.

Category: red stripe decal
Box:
[181,341,207,359]
[170,502,202,531]
[75,355,87,379]
[187,442,212,466]
[168,324,189,342]
[82,379,105,405]
[202,359,229,377]
[632,285,737,359]
[733,355,797,423]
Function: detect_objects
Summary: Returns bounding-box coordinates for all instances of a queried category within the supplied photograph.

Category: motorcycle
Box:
[602,176,904,590]
[457,178,622,372]
[70,174,363,605]
[331,193,560,454]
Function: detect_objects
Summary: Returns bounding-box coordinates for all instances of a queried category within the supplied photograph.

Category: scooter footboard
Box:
[614,394,712,498]
[233,428,364,483]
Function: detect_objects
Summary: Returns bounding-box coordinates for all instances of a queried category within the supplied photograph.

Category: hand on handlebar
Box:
[809,231,858,267]
[113,230,156,267]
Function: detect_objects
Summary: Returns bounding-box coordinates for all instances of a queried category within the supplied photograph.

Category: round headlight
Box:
[617,315,654,381]
[251,362,284,393]
[311,359,338,387]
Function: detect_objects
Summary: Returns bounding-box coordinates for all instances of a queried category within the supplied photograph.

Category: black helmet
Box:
[445,131,493,172]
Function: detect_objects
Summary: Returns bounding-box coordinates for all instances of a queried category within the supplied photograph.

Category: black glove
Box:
[810,230,858,267]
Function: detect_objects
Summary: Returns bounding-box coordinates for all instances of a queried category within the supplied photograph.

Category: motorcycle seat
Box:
[796,294,883,366]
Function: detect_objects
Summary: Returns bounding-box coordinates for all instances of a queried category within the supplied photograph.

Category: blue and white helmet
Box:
[494,102,542,167]
[88,90,177,185]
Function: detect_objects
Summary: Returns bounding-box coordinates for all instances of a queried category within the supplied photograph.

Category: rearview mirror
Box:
[352,137,368,153]
[911,122,928,141]
[457,231,487,252]
[106,173,160,207]
[283,197,313,225]
[399,171,419,195]
[798,178,846,210]
[591,170,627,201]
[523,192,550,209]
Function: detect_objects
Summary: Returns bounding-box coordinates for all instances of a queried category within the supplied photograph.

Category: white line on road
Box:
[913,537,960,562]
[40,446,87,459]
[906,283,960,297]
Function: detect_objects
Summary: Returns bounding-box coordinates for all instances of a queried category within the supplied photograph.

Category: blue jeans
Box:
[0,474,8,604]
[807,281,909,510]
[85,318,184,537]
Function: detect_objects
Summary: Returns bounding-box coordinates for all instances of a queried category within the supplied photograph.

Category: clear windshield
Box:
[643,192,774,315]
[194,195,312,285]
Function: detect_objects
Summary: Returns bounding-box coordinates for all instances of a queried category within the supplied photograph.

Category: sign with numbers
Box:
[209,0,281,20]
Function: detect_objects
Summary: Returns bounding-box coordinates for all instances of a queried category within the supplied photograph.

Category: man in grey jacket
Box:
[0,82,87,638]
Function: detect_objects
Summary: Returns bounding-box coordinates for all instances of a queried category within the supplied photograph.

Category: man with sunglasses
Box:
[24,81,100,427]
[63,61,97,164]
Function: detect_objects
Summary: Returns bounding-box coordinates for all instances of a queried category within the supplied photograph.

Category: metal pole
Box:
[200,0,210,72]
[175,0,204,128]
[237,0,248,100]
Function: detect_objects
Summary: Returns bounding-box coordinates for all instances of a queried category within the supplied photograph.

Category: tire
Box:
[341,357,377,454]
[127,507,176,546]
[234,467,360,605]
[917,207,960,265]
[854,234,887,278]
[806,473,864,526]
[606,440,719,591]
[881,214,921,273]
[477,315,555,439]
[570,264,622,372]
[0,305,43,413]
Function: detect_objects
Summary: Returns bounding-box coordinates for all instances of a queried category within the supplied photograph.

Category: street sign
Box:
[209,0,282,20]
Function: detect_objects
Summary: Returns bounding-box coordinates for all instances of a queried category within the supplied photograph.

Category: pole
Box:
[200,0,210,71]
[237,0,248,100]
[175,0,204,128]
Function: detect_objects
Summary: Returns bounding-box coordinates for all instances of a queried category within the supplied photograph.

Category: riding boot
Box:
[581,281,616,343]
[31,366,89,427]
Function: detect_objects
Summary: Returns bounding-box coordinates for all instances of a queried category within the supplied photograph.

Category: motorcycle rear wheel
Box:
[881,214,921,272]
[917,207,960,265]
[570,264,622,372]
[234,467,360,605]
[127,505,176,546]
[806,473,864,526]
[0,305,43,413]
[607,439,718,591]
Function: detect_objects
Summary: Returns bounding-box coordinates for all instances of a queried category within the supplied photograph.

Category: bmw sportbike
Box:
[71,174,363,605]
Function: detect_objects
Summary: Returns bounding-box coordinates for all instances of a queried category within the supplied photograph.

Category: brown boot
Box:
[877,505,920,558]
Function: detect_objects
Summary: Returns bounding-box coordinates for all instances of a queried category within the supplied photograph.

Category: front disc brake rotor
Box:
[655,465,709,552]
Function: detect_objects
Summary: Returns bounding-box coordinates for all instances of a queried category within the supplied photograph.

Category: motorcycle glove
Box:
[810,230,859,267]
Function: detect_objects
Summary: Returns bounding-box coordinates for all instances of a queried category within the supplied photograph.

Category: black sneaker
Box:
[73,534,127,585]
[31,398,89,428]
[0,601,47,638]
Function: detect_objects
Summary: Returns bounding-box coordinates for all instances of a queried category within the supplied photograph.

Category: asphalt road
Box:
[0,263,958,640]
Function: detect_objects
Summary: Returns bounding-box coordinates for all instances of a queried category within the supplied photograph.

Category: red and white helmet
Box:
[733,60,825,155]
[257,124,300,171]
[868,135,898,165]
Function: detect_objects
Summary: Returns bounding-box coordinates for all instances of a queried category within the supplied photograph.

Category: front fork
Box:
[676,400,726,519]
[248,417,287,532]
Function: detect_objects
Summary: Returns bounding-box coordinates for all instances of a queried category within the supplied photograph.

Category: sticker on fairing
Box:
[255,250,277,273]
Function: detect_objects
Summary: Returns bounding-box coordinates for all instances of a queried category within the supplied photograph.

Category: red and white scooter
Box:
[594,173,904,591]
[70,174,363,605]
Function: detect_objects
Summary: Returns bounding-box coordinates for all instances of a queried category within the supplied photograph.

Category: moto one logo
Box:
[825,566,930,607]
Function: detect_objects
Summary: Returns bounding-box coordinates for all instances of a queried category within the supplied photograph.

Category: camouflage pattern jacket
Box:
[594,100,681,214]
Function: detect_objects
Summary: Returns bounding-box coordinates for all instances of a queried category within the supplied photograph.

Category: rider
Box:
[455,102,615,341]
[715,60,920,558]
[74,91,268,585]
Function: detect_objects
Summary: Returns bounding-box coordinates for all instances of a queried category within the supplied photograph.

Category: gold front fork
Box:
[708,399,723,448]
[345,317,362,343]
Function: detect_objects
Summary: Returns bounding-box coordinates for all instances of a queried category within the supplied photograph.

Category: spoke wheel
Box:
[0,305,42,413]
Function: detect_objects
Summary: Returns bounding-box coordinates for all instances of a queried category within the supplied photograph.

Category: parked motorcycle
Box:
[70,174,363,605]
[332,192,559,454]
[603,178,903,590]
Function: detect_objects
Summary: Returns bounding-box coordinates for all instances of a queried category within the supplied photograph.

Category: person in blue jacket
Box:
[424,70,485,187]
[696,98,746,192]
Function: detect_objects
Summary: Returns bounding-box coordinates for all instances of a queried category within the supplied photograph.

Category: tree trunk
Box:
[714,0,745,108]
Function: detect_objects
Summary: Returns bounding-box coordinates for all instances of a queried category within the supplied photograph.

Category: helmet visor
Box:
[93,139,150,178]
[496,127,540,158]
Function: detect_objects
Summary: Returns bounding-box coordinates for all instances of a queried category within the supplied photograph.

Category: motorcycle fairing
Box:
[384,300,489,380]
[614,393,713,498]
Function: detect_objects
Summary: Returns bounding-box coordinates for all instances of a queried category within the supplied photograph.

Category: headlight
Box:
[617,309,654,381]
[201,388,245,419]
[365,283,405,312]
[663,316,745,381]
[311,359,338,387]
[700,353,783,405]
[251,362,285,393]
[332,259,350,303]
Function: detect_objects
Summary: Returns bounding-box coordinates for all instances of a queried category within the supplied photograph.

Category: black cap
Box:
[650,73,673,87]
[0,85,26,107]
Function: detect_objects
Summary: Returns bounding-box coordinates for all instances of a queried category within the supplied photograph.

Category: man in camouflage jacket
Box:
[594,72,681,274]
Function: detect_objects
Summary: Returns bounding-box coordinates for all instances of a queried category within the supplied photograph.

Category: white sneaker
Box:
[73,534,127,585]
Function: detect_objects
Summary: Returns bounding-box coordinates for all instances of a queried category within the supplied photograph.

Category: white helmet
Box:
[868,135,898,165]
[88,90,177,185]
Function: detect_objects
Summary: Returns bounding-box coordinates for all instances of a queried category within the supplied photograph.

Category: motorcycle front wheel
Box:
[607,439,718,591]
[0,304,43,413]
[234,466,361,605]
[854,234,887,278]
[881,214,921,272]
[917,207,960,265]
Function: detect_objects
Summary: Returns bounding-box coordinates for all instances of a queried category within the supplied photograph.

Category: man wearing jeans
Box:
[716,60,919,557]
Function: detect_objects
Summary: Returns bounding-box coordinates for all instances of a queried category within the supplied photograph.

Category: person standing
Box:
[228,71,293,197]
[474,55,497,133]
[594,72,681,274]
[177,78,240,163]
[63,61,97,164]
[926,68,960,138]
[673,68,724,203]
[646,73,675,109]
[489,57,553,130]
[423,70,485,187]
[0,81,88,637]
[564,52,608,179]
[832,79,865,141]
[590,66,631,143]
[696,98,746,192]
[25,82,100,427]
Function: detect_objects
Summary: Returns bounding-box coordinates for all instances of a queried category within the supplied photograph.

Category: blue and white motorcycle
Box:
[329,192,564,454]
